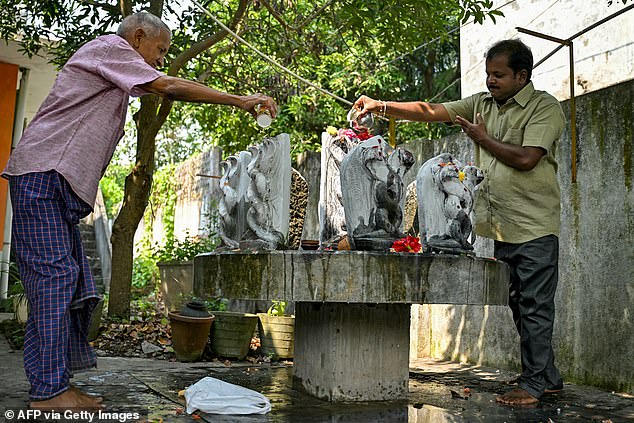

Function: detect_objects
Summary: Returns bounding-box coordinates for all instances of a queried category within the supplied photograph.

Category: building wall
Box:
[460,0,634,100]
[0,40,57,124]
[409,78,634,393]
[0,41,58,298]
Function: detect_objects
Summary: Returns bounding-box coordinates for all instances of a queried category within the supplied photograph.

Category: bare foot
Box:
[70,385,104,403]
[30,387,105,411]
[496,388,539,406]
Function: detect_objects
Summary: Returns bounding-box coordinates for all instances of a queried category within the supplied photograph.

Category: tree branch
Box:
[195,41,239,83]
[167,0,249,76]
[120,0,132,17]
[258,0,292,30]
[258,0,335,32]
[148,0,164,17]
[77,0,120,15]
[295,0,335,31]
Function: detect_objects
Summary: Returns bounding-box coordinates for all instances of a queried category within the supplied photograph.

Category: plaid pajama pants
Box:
[9,171,100,400]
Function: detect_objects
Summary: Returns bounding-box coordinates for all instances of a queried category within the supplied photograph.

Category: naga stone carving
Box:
[218,134,292,250]
[318,131,366,247]
[340,136,415,250]
[218,151,252,249]
[416,153,484,253]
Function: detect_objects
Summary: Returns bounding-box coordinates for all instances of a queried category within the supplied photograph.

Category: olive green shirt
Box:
[442,82,565,243]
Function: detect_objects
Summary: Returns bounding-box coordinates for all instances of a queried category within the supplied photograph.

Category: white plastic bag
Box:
[184,376,271,415]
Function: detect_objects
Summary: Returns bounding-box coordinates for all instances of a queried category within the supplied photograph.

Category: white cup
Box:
[255,104,272,128]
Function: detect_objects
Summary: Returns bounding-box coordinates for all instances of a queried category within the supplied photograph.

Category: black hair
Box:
[485,39,533,81]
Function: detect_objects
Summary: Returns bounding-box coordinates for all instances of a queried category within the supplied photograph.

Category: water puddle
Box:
[72,362,632,422]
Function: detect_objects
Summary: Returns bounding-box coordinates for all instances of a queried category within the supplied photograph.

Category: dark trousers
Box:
[494,234,562,399]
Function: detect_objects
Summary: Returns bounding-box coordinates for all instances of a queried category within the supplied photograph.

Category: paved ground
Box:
[1,313,632,423]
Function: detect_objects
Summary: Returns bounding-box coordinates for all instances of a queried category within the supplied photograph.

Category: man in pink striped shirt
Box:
[4,11,277,411]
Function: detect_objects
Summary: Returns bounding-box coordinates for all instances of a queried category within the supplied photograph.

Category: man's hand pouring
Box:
[353,95,382,116]
[241,94,278,119]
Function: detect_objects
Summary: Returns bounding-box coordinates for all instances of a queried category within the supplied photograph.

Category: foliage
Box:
[148,164,178,241]
[131,254,158,295]
[151,232,218,264]
[205,297,228,312]
[267,300,288,316]
[100,163,132,218]
[0,319,24,350]
[1,261,24,302]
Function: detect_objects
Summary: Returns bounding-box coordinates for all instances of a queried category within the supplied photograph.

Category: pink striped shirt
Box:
[4,34,163,207]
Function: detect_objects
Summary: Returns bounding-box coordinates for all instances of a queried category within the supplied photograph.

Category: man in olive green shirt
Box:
[354,39,565,406]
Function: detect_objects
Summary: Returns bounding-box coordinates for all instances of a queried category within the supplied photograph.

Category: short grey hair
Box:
[116,11,171,38]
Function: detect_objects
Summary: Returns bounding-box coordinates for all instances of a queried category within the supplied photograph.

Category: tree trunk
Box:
[109,95,172,318]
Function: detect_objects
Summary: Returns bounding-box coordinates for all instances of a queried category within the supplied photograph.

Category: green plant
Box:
[152,232,219,264]
[131,254,159,297]
[8,279,25,297]
[8,277,28,324]
[205,297,228,312]
[1,261,27,317]
[267,301,288,317]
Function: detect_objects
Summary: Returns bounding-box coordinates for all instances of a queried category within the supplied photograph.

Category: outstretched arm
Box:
[353,95,451,122]
[138,75,277,118]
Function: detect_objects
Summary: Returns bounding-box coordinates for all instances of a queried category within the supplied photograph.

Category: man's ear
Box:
[132,28,146,48]
[517,69,528,86]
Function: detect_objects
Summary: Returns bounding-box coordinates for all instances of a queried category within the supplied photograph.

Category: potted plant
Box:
[257,301,295,359]
[153,233,218,315]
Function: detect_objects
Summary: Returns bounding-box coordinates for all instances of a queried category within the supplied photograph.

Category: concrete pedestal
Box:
[293,302,410,402]
[194,251,509,402]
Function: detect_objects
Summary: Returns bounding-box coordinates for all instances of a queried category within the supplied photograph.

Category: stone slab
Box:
[194,251,509,306]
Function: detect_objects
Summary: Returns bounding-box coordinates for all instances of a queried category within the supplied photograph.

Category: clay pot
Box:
[168,311,214,362]
[337,236,351,251]
[210,311,258,360]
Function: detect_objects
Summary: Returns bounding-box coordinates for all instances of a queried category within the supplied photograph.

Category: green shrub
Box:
[152,232,218,264]
[132,254,159,295]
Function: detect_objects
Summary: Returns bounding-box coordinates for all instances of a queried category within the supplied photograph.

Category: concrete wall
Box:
[172,147,223,240]
[410,79,634,393]
[459,0,634,101]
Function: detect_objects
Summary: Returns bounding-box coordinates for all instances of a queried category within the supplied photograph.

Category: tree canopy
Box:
[1,0,505,317]
[1,0,505,156]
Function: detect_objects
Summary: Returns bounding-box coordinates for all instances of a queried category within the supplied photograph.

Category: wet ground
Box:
[1,314,632,422]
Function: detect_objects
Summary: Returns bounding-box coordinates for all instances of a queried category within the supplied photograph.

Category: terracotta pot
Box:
[168,311,214,362]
